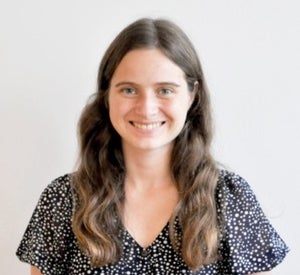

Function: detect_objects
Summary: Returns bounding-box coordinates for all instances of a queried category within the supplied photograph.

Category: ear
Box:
[189,81,199,107]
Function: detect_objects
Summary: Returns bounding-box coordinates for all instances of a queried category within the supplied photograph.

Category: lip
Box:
[130,121,165,130]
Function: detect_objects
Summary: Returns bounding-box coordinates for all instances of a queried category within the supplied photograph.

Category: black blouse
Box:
[16,170,289,274]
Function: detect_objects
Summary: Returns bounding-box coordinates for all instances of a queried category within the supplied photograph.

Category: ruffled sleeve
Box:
[216,170,289,274]
[16,174,74,275]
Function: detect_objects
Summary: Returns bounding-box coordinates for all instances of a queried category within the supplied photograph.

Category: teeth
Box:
[133,122,162,130]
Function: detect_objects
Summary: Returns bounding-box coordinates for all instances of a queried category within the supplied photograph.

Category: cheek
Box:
[108,94,121,115]
[108,97,120,126]
[169,98,191,118]
[109,98,131,124]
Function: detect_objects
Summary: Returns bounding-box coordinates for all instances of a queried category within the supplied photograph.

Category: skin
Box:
[30,266,41,275]
[109,48,195,154]
[30,48,271,274]
[109,48,194,247]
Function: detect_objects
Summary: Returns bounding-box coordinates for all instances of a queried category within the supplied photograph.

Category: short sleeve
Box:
[16,175,73,275]
[216,170,289,274]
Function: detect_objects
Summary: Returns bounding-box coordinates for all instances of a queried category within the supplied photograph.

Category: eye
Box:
[158,88,173,96]
[121,88,136,95]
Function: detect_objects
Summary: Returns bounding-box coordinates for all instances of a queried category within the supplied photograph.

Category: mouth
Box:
[130,121,165,130]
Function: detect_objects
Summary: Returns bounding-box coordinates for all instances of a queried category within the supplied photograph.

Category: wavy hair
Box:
[72,17,219,270]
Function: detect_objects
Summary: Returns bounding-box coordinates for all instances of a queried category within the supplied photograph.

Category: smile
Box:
[131,121,164,130]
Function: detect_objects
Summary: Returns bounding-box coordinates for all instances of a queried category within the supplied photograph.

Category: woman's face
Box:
[108,48,194,154]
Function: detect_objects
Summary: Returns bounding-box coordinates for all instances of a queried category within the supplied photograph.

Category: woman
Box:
[17,18,288,274]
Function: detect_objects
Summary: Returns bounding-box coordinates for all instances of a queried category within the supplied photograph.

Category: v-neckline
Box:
[123,221,170,250]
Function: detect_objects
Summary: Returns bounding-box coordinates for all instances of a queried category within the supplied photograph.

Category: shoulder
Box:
[215,169,269,234]
[16,174,76,272]
[216,169,255,200]
[41,173,73,198]
[217,169,250,191]
[27,173,75,240]
[36,173,74,216]
[215,169,262,217]
[214,170,289,272]
[46,173,73,193]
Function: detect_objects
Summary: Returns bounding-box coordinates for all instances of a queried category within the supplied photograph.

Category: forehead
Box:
[111,48,186,84]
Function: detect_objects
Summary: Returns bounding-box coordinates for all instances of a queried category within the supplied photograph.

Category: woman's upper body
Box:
[17,18,288,274]
[19,170,287,274]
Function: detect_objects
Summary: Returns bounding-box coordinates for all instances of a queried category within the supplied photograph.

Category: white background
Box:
[1,0,299,274]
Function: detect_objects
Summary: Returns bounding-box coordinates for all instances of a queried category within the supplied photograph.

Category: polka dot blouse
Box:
[16,170,289,274]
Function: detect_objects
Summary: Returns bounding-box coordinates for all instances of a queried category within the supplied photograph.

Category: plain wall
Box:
[1,0,299,274]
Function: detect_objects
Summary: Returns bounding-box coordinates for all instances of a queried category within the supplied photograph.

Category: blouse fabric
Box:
[16,170,289,274]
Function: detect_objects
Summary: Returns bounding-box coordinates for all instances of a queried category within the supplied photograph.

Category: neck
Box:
[123,145,174,190]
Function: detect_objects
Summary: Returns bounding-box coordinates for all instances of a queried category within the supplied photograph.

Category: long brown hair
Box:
[72,17,219,270]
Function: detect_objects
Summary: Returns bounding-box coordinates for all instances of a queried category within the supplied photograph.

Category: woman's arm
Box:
[31,266,42,275]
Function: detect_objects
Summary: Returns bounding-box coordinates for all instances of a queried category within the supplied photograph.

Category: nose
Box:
[135,91,159,117]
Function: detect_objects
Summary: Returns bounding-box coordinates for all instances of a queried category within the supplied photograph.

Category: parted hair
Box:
[72,17,219,270]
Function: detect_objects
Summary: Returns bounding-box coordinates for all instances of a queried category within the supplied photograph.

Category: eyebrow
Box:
[114,81,181,87]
